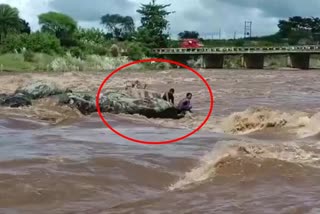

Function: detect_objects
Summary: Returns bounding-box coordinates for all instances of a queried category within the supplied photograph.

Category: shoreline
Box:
[1,66,320,74]
[2,52,320,73]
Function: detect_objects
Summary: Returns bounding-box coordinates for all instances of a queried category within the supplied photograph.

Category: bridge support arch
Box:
[202,54,224,68]
[289,53,310,69]
[164,54,190,68]
[243,54,264,69]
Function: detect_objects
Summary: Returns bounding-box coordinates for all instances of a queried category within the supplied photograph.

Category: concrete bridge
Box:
[152,45,320,69]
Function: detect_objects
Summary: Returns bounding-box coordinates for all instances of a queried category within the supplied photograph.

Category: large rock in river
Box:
[15,81,66,99]
[58,90,183,119]
[100,91,183,119]
[58,92,97,115]
[123,87,162,100]
[2,81,184,119]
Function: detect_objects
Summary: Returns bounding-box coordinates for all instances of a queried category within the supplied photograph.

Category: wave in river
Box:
[1,104,320,140]
[219,107,320,139]
[0,98,83,124]
[168,139,320,191]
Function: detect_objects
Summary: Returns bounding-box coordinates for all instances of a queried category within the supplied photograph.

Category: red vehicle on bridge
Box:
[180,38,204,48]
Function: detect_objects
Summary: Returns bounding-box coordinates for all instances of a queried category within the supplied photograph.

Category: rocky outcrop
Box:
[0,81,185,119]
[122,87,162,100]
[15,81,66,99]
[101,91,183,119]
[0,93,32,108]
[58,92,97,115]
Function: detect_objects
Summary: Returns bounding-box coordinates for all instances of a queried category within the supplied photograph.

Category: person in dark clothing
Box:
[162,88,175,104]
[177,92,192,114]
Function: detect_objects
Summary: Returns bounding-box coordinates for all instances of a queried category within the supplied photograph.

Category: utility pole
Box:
[244,21,252,38]
[234,31,237,40]
[219,28,221,40]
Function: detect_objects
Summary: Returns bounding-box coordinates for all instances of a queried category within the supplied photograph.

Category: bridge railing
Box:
[152,45,320,54]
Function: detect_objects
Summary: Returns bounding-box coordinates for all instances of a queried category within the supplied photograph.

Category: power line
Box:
[244,21,252,38]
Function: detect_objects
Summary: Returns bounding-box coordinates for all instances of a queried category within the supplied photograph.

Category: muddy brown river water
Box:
[0,69,320,213]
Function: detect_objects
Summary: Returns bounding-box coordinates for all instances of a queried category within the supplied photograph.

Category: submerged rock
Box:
[0,93,32,108]
[15,81,65,99]
[58,92,97,115]
[0,94,7,103]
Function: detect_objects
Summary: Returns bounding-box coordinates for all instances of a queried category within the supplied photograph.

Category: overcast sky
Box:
[1,0,319,39]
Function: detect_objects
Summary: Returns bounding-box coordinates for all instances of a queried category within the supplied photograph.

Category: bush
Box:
[110,44,120,57]
[126,42,146,60]
[94,46,109,56]
[23,50,35,62]
[48,52,85,72]
[75,27,107,44]
[47,54,137,72]
[32,53,55,71]
[77,40,109,56]
[1,32,62,54]
[69,46,84,58]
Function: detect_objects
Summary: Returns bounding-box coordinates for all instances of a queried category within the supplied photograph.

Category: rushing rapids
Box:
[1,69,320,213]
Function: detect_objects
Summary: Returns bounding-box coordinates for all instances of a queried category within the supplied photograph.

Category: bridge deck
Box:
[153,45,320,55]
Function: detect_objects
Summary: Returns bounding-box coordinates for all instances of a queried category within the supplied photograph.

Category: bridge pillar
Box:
[166,55,191,68]
[243,54,264,69]
[289,53,310,69]
[202,55,224,68]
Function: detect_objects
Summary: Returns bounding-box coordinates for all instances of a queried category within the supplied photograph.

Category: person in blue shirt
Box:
[177,92,192,114]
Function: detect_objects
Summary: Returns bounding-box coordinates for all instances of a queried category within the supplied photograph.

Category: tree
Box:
[19,18,31,34]
[75,27,107,44]
[0,4,21,42]
[100,14,135,40]
[2,32,62,54]
[277,16,320,43]
[136,0,174,49]
[178,31,199,39]
[38,12,77,46]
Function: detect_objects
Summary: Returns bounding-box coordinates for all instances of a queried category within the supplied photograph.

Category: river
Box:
[0,69,320,213]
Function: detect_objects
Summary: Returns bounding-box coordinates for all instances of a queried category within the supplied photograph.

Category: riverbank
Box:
[0,53,171,72]
[2,53,320,72]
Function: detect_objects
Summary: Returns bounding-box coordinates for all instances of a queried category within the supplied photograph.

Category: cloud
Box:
[2,0,318,38]
[49,0,137,22]
[217,0,320,18]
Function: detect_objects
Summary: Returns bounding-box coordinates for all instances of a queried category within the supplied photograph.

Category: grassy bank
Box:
[0,52,173,72]
[1,53,320,72]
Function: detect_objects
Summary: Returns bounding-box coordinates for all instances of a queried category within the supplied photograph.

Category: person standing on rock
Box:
[162,88,175,104]
[177,92,193,114]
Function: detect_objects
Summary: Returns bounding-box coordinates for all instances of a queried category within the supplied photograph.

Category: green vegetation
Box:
[0,1,319,72]
[38,12,77,47]
[100,14,135,41]
[0,0,176,71]
[0,4,21,41]
[178,31,200,39]
[135,0,174,49]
